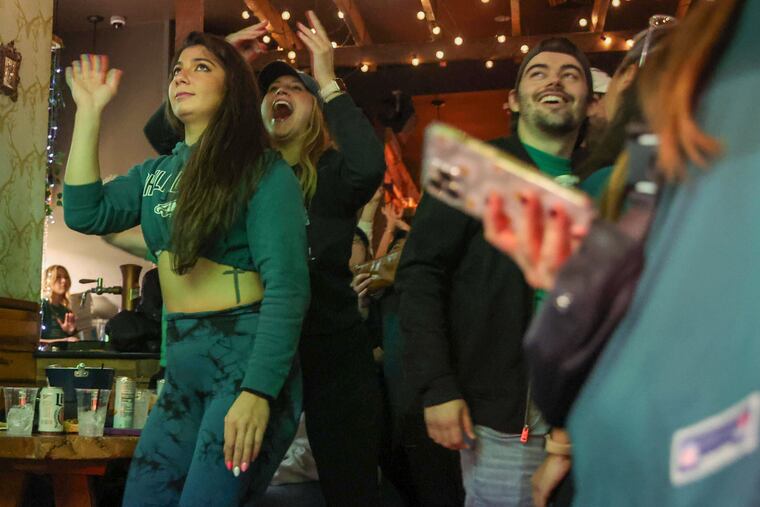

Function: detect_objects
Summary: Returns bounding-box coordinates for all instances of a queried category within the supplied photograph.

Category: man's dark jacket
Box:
[396,135,536,434]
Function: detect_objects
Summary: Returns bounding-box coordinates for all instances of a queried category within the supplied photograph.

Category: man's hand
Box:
[424,398,476,450]
[532,453,572,507]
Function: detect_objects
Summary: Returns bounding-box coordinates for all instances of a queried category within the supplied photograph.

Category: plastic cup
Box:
[132,388,151,429]
[75,388,111,437]
[3,387,38,436]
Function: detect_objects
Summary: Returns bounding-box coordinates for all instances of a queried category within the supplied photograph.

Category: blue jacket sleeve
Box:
[63,161,153,235]
[241,157,311,398]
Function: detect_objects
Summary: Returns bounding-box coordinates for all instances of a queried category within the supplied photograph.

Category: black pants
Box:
[300,323,382,507]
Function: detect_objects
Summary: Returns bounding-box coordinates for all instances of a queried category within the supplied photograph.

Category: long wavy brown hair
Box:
[166,32,271,274]
[639,0,744,180]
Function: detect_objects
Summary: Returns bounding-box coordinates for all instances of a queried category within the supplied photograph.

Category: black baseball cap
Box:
[258,60,324,108]
[515,37,593,98]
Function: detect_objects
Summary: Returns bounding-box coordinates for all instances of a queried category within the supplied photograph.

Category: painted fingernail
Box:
[226,461,232,470]
[241,462,249,473]
[233,466,240,477]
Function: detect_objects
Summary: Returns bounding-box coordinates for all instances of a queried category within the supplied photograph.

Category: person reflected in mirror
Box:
[40,265,80,346]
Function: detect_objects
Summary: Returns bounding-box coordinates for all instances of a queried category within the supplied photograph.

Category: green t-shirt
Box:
[523,143,573,311]
[522,143,609,311]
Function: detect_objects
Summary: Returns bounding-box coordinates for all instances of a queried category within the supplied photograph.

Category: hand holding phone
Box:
[421,123,596,230]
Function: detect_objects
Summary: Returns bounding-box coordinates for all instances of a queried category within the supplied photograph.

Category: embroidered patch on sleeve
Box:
[670,392,759,487]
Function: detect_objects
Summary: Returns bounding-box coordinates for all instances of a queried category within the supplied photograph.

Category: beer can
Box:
[156,378,166,397]
[38,386,65,432]
[113,376,136,429]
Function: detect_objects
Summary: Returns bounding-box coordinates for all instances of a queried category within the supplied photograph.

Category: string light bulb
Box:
[579,18,588,28]
[497,34,506,43]
[485,60,494,69]
[360,63,370,72]
[520,44,529,54]
[262,35,271,44]
[454,36,463,46]
[241,10,250,20]
[417,10,426,20]
[287,50,296,60]
[602,34,612,46]
[612,0,621,6]
[282,10,291,21]
[625,38,634,48]
[435,50,445,59]
[432,25,441,35]
[338,10,344,19]
[411,56,420,66]
[331,41,338,48]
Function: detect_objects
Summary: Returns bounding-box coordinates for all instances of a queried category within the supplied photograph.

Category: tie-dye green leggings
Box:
[123,304,301,506]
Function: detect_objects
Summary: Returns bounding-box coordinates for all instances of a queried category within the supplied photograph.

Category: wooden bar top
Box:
[0,432,138,460]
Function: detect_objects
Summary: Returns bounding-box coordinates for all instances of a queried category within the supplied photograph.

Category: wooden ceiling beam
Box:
[510,0,521,36]
[332,0,373,46]
[676,0,692,18]
[590,0,611,33]
[252,30,638,70]
[419,0,438,35]
[174,0,204,49]
[244,0,303,50]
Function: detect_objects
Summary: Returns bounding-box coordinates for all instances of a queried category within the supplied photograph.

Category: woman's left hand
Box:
[296,10,335,89]
[57,312,77,335]
[224,391,270,476]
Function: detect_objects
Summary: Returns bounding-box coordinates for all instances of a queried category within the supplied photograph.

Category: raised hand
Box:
[65,54,122,114]
[226,19,269,64]
[56,312,77,335]
[295,10,335,89]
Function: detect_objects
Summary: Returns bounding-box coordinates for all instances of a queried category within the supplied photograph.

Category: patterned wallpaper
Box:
[0,0,53,301]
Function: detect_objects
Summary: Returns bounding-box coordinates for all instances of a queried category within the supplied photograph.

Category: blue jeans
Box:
[460,425,546,507]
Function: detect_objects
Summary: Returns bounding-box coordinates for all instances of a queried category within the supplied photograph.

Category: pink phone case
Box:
[422,122,597,228]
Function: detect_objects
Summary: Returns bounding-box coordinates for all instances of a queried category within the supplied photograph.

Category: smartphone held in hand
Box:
[421,123,597,228]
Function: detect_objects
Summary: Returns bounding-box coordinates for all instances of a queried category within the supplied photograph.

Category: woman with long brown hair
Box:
[63,32,310,505]
[145,11,386,504]
[484,0,760,504]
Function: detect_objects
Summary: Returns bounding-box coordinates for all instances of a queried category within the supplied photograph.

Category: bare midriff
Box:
[158,252,264,313]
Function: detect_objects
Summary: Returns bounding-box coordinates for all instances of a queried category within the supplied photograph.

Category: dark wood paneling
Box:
[0,298,40,385]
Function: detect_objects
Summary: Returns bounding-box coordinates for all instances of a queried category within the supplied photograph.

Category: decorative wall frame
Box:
[1,41,22,102]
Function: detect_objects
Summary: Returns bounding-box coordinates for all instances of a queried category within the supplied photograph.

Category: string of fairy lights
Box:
[239,0,637,71]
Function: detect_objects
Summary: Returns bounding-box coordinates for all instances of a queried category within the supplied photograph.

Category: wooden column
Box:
[175,0,204,49]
